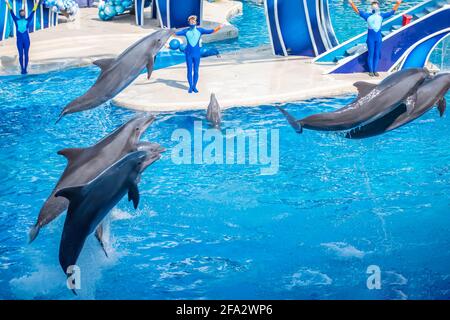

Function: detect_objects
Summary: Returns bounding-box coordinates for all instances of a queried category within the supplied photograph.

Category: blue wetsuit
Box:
[359,10,395,73]
[175,26,215,93]
[9,9,35,74]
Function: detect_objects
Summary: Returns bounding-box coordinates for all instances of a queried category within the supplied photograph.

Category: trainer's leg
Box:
[366,37,375,74]
[16,38,25,74]
[23,36,30,74]
[372,38,381,75]
[192,56,200,93]
[186,54,194,93]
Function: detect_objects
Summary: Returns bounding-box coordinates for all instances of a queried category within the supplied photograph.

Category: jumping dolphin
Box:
[345,72,450,139]
[206,93,221,128]
[29,115,156,243]
[57,29,174,121]
[55,150,154,280]
[94,141,165,254]
[276,68,429,133]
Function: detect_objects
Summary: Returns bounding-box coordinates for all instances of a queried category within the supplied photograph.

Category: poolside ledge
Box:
[113,46,386,112]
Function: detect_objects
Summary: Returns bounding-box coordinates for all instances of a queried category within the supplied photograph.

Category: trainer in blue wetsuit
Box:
[5,0,40,74]
[349,0,402,77]
[175,15,222,93]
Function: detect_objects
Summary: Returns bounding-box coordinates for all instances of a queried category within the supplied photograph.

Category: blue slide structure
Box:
[264,0,338,56]
[314,0,450,73]
[1,0,57,42]
[155,0,202,29]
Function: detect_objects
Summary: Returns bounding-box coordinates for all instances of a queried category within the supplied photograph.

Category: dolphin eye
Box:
[135,127,140,131]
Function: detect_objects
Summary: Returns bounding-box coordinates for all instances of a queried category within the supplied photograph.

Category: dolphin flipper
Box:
[95,224,108,258]
[28,223,40,243]
[275,106,303,134]
[128,183,140,209]
[438,98,446,117]
[146,59,154,80]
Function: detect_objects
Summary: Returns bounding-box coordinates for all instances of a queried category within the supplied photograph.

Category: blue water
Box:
[0,1,449,300]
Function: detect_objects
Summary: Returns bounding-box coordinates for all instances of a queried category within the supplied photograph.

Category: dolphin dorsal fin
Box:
[353,81,377,100]
[57,148,85,164]
[55,185,86,202]
[93,58,115,71]
[128,182,140,209]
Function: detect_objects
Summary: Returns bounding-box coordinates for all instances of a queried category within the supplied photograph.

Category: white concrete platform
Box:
[113,46,385,112]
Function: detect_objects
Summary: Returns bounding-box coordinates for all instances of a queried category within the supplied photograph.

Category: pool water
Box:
[0,1,449,300]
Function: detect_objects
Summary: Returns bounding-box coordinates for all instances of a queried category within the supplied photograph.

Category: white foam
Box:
[321,242,366,259]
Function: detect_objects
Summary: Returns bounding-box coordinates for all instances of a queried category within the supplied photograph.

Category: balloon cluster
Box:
[98,0,133,21]
[44,0,79,18]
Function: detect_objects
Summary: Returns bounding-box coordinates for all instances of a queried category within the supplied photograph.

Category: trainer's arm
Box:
[199,24,223,35]
[393,0,402,11]
[5,0,18,22]
[27,0,40,21]
[348,0,359,15]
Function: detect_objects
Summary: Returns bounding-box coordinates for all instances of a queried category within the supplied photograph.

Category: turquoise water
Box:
[0,1,449,299]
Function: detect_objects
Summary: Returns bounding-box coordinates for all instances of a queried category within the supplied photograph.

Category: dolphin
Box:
[345,72,450,139]
[55,150,155,280]
[57,29,174,121]
[94,141,165,255]
[29,115,156,243]
[276,68,430,133]
[206,93,221,128]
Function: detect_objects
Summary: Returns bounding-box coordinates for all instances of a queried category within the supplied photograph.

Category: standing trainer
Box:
[349,0,402,77]
[4,0,40,74]
[175,15,222,93]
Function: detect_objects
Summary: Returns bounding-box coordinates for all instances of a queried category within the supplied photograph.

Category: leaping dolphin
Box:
[206,93,221,128]
[29,115,156,243]
[345,72,450,139]
[55,150,156,281]
[276,68,430,133]
[57,29,174,121]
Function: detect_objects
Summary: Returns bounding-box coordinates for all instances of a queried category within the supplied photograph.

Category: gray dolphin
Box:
[276,68,430,133]
[29,115,156,243]
[57,29,174,121]
[94,141,165,255]
[345,72,450,139]
[206,93,221,128]
[55,150,155,279]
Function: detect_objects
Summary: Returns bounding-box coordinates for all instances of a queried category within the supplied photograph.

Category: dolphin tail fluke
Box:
[438,98,446,117]
[28,224,40,244]
[275,106,303,134]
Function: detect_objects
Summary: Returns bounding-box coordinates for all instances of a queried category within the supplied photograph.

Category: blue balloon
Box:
[169,39,180,50]
[122,0,131,7]
[104,5,116,17]
[115,5,124,14]
[98,10,107,20]
[179,43,187,53]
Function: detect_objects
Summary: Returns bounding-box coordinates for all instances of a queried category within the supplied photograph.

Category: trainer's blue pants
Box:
[186,54,200,91]
[16,33,30,73]
[366,34,382,73]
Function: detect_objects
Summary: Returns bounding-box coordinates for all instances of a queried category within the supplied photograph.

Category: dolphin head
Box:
[136,141,165,173]
[117,114,156,148]
[146,28,175,57]
[430,72,450,93]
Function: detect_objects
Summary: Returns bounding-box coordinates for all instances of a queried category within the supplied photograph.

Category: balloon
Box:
[99,10,107,20]
[104,5,116,17]
[179,43,187,52]
[169,39,180,50]
[115,5,124,14]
